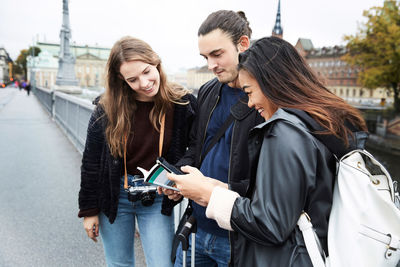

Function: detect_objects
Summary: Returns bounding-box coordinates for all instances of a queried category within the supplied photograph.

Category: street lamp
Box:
[30,37,36,89]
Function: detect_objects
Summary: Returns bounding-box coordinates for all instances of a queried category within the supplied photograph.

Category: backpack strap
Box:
[359,224,400,259]
[297,212,327,267]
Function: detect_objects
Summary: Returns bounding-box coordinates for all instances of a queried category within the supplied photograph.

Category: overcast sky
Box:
[0,0,384,73]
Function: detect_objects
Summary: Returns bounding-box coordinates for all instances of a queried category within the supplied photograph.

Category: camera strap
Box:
[123,114,166,189]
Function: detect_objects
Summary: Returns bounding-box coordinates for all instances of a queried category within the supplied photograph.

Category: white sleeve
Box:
[205,186,240,231]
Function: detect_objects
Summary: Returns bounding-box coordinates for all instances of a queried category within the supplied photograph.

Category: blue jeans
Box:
[99,176,174,267]
[174,227,230,267]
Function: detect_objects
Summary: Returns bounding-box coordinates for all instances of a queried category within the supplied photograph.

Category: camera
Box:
[126,176,157,206]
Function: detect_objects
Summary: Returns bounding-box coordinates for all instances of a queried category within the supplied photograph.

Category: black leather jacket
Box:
[229,109,366,267]
[78,94,197,223]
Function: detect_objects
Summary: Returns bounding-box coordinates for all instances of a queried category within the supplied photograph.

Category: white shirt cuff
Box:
[206,186,240,231]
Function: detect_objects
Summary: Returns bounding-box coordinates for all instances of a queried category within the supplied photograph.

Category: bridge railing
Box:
[53,92,94,154]
[33,86,94,154]
[34,87,54,115]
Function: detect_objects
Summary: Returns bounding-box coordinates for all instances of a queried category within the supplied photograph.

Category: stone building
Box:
[0,47,12,84]
[27,50,58,88]
[295,38,390,107]
[186,65,214,94]
[168,71,188,89]
[27,41,110,89]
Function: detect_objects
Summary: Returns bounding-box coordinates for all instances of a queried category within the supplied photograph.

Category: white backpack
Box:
[298,149,400,267]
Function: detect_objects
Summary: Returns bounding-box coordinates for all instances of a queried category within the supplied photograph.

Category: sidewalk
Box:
[0,87,146,266]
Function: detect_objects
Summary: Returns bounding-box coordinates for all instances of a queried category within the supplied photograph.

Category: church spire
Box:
[272,0,283,38]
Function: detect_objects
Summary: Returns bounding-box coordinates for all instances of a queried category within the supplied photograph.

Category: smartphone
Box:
[143,157,182,191]
[157,157,184,175]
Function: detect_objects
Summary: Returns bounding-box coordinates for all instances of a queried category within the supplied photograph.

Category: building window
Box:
[353,89,356,97]
[347,69,352,77]
[346,88,349,97]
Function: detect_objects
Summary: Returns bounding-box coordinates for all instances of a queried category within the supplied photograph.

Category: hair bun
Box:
[236,11,248,22]
[236,11,252,37]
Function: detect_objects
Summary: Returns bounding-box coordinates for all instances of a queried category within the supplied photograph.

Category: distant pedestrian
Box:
[25,81,31,96]
[78,36,197,267]
[15,80,21,90]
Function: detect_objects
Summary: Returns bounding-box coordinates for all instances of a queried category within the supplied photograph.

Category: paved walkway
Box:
[0,87,145,266]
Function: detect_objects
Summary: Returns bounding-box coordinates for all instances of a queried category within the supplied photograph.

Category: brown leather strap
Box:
[124,114,166,189]
[124,135,129,189]
[159,114,165,157]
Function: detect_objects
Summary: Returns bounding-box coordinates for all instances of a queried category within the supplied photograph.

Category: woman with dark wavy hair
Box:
[168,37,367,266]
[78,36,197,267]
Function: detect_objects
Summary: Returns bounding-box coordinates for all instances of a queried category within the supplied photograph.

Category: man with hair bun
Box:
[162,10,263,267]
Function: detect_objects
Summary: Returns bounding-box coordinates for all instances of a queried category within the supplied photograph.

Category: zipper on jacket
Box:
[199,95,220,164]
[227,119,236,266]
[227,119,235,187]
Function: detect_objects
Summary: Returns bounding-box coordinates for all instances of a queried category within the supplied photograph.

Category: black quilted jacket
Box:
[78,94,197,223]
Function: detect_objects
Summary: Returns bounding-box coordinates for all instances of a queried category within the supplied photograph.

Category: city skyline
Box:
[1,0,384,73]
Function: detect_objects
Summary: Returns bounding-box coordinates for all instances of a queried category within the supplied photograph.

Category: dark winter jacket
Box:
[176,78,263,264]
[78,94,197,223]
[229,109,367,266]
[177,78,264,196]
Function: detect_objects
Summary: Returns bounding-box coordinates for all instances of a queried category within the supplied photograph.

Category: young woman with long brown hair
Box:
[78,36,196,267]
[168,37,368,266]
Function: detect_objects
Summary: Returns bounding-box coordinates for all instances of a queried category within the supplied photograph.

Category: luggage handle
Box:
[178,215,197,250]
[178,216,197,267]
